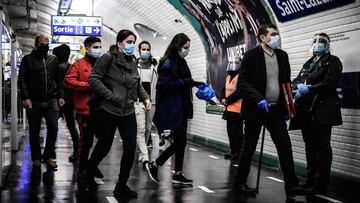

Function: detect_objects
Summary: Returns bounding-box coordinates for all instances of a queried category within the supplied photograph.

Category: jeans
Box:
[87,109,137,185]
[156,121,187,172]
[61,102,79,155]
[27,99,59,161]
[235,105,299,189]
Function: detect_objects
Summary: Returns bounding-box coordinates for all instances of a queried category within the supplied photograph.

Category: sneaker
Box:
[172,173,193,185]
[147,162,159,182]
[113,183,137,198]
[45,159,58,169]
[93,166,104,178]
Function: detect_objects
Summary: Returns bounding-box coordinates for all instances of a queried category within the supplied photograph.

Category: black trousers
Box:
[27,99,59,161]
[156,121,187,172]
[301,118,332,194]
[61,103,79,155]
[76,114,95,173]
[226,119,244,155]
[87,109,137,185]
[235,105,299,189]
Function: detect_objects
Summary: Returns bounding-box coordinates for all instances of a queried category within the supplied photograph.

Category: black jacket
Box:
[290,53,343,127]
[59,62,73,104]
[237,46,291,120]
[19,50,63,102]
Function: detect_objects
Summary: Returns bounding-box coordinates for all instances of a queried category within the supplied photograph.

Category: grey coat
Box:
[88,45,149,116]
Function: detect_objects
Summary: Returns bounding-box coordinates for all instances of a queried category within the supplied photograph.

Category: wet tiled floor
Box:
[1,119,358,203]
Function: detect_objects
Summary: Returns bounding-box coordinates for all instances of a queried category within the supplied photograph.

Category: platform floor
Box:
[1,119,358,203]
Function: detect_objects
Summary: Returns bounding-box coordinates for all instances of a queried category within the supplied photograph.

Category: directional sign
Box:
[51,15,102,36]
[49,43,81,51]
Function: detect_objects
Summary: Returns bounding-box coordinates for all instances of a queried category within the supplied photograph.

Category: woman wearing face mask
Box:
[290,33,343,195]
[147,33,203,185]
[83,30,150,198]
[220,56,244,161]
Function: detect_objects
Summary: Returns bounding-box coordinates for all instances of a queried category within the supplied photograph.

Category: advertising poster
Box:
[168,0,273,113]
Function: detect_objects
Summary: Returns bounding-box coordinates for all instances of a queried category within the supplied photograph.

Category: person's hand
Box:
[183,78,194,87]
[256,99,269,112]
[293,90,302,101]
[23,99,32,109]
[297,83,309,94]
[221,98,227,106]
[143,99,151,111]
[58,98,65,107]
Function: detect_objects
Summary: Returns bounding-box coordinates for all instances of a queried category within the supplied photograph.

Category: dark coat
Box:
[237,46,291,120]
[88,45,149,116]
[153,56,193,132]
[19,50,63,102]
[290,53,343,128]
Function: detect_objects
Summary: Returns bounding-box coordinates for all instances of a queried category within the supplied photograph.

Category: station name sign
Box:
[268,0,355,22]
[51,15,102,36]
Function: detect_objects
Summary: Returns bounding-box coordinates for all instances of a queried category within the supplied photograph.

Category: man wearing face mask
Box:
[220,56,243,161]
[19,34,65,169]
[232,24,311,198]
[290,33,342,195]
[135,41,158,169]
[64,36,103,183]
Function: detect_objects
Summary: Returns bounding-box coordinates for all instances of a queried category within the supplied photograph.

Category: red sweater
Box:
[64,57,92,115]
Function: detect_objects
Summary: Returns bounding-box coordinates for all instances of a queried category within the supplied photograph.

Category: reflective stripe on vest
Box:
[225,74,242,113]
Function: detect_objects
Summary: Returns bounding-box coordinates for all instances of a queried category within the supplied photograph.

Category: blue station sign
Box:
[268,0,355,22]
[51,15,102,36]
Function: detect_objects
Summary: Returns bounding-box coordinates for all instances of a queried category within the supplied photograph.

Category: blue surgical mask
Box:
[123,43,135,56]
[312,43,326,54]
[267,35,280,49]
[227,63,237,72]
[140,50,151,60]
[89,48,102,58]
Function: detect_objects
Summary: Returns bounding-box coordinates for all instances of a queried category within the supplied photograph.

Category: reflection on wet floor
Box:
[0,119,358,203]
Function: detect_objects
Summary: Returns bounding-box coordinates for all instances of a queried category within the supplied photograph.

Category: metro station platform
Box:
[0,120,358,203]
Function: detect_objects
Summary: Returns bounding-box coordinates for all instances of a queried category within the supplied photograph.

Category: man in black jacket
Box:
[19,34,64,169]
[232,24,311,197]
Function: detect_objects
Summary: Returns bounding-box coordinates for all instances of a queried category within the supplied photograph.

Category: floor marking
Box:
[198,186,215,193]
[114,136,117,138]
[68,137,72,140]
[315,195,342,203]
[189,147,198,152]
[94,178,104,184]
[106,196,118,203]
[171,170,175,174]
[233,164,238,167]
[208,155,219,160]
[267,177,284,182]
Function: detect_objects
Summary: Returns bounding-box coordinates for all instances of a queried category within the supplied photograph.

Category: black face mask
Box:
[37,45,49,57]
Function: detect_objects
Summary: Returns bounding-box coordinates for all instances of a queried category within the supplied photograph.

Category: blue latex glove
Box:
[293,90,302,100]
[257,99,269,112]
[297,83,309,94]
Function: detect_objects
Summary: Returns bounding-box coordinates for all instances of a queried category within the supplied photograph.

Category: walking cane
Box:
[255,115,267,194]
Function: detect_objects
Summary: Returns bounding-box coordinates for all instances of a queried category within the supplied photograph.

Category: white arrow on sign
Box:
[94,27,100,34]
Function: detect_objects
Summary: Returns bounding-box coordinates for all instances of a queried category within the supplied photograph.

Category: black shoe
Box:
[93,166,104,179]
[159,134,166,146]
[224,153,232,160]
[232,183,257,195]
[172,173,193,185]
[77,170,97,192]
[113,184,137,198]
[286,185,315,197]
[69,154,76,162]
[148,162,159,182]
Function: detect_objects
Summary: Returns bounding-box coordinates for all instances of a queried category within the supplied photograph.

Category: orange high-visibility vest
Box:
[225,74,242,113]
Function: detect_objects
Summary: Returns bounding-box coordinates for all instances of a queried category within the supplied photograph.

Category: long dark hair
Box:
[161,33,190,62]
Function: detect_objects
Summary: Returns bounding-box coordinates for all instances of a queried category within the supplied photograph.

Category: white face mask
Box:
[267,35,280,49]
[178,48,189,58]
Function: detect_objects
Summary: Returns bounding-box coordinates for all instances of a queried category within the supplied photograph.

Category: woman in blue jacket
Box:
[147,33,202,184]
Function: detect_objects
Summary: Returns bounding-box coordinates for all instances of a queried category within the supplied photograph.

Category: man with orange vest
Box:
[221,56,243,161]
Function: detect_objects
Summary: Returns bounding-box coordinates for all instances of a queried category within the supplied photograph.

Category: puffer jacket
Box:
[88,45,149,116]
[19,50,63,102]
[64,56,93,115]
